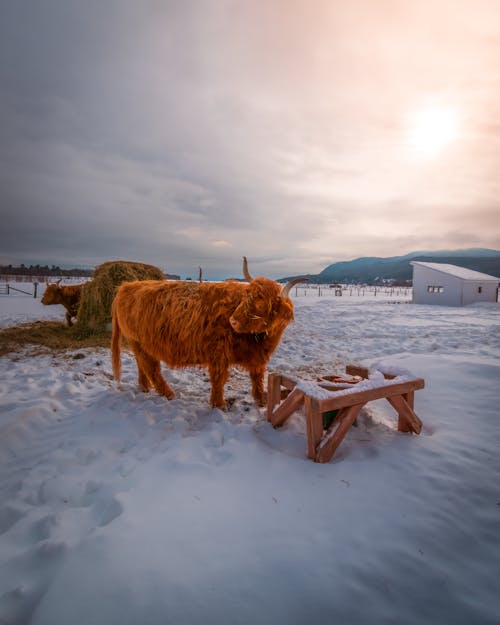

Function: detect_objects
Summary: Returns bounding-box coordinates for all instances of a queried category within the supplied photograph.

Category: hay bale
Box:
[75,260,165,336]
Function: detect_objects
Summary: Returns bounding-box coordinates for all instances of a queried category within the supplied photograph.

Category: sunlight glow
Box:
[408,107,459,157]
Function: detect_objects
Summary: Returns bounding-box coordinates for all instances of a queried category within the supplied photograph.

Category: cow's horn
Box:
[243,256,253,282]
[281,277,309,298]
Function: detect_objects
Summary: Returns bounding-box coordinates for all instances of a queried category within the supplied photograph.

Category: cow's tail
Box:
[111,302,122,381]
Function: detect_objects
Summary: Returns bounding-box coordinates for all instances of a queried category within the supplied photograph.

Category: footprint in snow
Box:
[0,540,66,625]
[93,496,124,528]
[0,504,25,535]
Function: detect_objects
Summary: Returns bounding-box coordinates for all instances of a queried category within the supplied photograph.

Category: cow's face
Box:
[41,284,63,305]
[229,278,294,335]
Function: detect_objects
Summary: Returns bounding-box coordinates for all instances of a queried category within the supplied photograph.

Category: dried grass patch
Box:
[0,321,110,356]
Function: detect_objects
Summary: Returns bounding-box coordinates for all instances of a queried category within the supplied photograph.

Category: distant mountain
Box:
[398,248,500,259]
[283,248,500,284]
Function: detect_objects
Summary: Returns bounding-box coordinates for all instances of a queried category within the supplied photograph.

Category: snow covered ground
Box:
[0,286,499,625]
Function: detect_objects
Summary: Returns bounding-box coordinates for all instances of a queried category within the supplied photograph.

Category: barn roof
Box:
[410,261,500,282]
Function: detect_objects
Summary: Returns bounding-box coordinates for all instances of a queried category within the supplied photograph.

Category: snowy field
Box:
[0,285,499,625]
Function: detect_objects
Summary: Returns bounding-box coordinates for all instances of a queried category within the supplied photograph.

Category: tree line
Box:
[0,264,93,277]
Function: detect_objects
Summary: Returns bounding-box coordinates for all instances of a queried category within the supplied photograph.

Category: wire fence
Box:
[0,275,89,298]
[293,284,413,301]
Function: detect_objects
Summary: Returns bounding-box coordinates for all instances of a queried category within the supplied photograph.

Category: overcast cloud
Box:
[1,0,499,279]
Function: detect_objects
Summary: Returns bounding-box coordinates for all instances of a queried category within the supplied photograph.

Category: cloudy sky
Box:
[1,0,499,279]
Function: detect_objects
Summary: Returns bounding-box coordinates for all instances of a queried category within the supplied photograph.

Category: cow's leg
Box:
[137,363,152,392]
[130,341,175,399]
[249,367,266,406]
[66,311,73,327]
[208,362,229,409]
[129,341,153,391]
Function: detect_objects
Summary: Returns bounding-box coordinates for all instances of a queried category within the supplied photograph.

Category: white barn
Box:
[411,261,499,306]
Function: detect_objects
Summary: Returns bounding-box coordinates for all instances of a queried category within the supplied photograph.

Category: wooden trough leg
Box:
[404,390,415,409]
[270,388,305,428]
[388,394,422,434]
[267,373,283,423]
[397,391,415,432]
[305,397,324,460]
[314,403,364,463]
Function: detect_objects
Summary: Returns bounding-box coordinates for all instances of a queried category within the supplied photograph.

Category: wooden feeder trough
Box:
[267,365,425,463]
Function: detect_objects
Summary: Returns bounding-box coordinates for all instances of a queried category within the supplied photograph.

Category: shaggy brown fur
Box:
[41,283,83,327]
[111,275,302,408]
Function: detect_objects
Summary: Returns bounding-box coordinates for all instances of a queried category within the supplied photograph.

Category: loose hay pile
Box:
[0,321,111,356]
[75,260,165,336]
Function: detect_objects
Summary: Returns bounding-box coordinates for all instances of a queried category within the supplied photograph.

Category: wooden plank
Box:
[270,388,305,428]
[403,390,415,409]
[305,396,324,459]
[314,378,424,414]
[279,374,301,391]
[345,364,370,379]
[315,403,364,463]
[266,373,282,423]
[345,364,398,380]
[398,390,415,432]
[387,395,423,434]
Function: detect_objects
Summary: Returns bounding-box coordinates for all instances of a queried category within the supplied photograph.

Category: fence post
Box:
[33,282,38,298]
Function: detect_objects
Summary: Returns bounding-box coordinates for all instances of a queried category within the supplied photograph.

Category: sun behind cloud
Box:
[408,106,459,157]
[210,240,233,248]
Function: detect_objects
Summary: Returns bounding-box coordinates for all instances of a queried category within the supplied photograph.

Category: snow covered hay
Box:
[75,260,165,336]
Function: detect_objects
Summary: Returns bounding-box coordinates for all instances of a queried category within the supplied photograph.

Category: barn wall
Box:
[462,281,499,305]
[412,265,462,306]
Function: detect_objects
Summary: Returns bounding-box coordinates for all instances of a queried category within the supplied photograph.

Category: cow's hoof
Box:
[211,400,227,410]
[254,394,267,407]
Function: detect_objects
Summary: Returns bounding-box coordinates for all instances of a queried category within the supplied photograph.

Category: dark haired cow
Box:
[111,258,307,408]
[41,281,83,327]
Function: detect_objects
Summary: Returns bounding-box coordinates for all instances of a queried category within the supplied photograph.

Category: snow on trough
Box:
[0,286,499,625]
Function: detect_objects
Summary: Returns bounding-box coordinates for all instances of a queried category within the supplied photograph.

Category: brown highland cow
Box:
[111,258,306,408]
[41,281,83,327]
